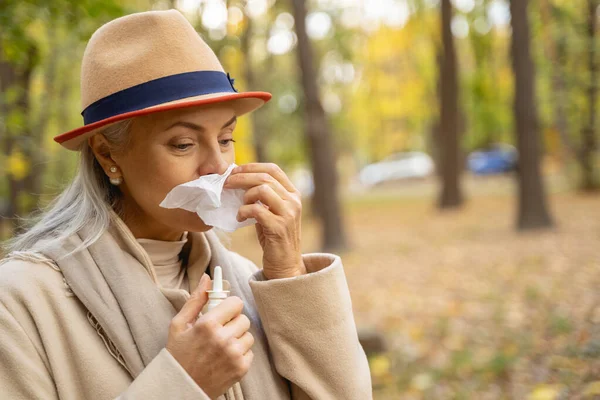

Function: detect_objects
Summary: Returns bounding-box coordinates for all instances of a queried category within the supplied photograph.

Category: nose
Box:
[197,147,230,176]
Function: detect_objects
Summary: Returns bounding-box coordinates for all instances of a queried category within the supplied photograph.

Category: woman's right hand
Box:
[166,274,254,399]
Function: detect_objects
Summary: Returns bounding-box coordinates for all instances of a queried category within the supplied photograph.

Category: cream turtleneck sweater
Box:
[137,232,190,291]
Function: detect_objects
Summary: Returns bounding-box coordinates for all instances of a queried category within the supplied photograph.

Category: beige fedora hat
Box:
[54,9,271,151]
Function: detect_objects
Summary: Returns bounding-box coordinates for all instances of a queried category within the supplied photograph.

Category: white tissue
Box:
[159,164,256,232]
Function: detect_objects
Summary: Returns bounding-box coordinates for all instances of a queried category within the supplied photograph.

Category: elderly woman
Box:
[0,9,371,400]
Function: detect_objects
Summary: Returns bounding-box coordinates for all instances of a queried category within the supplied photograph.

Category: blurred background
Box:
[1,0,599,398]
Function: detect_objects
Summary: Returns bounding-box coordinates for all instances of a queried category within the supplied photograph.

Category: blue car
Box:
[467,145,518,175]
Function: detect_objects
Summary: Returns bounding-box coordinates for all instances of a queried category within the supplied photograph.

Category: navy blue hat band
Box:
[81,70,238,125]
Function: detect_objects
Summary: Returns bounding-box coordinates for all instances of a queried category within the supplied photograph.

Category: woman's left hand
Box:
[225,163,306,280]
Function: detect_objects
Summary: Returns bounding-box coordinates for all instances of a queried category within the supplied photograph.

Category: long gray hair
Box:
[4,120,133,257]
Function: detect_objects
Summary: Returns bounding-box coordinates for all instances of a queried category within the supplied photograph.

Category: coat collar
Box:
[107,209,214,310]
[43,209,287,399]
[43,209,230,377]
[108,210,212,289]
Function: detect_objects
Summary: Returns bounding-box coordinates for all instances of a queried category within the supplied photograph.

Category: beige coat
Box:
[0,213,372,400]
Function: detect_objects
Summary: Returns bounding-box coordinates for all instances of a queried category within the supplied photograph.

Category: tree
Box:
[290,0,347,251]
[438,0,463,209]
[539,0,573,163]
[0,9,39,233]
[509,0,554,230]
[239,11,269,162]
[581,0,599,191]
[0,0,124,236]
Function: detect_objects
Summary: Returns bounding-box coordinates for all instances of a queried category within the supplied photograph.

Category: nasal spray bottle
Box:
[206,266,229,311]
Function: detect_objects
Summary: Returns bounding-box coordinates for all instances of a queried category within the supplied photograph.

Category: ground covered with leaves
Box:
[231,177,600,399]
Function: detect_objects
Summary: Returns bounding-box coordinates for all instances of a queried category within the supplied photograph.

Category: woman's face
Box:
[102,103,237,239]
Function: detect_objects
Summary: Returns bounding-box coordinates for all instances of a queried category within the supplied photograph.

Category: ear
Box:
[88,134,121,178]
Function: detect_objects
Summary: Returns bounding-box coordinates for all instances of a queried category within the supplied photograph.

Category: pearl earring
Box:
[109,166,122,185]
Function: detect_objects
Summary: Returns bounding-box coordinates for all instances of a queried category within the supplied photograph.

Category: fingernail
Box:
[232,166,241,174]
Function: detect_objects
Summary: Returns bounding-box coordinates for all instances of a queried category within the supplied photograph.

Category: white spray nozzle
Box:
[206,266,229,311]
[213,266,223,292]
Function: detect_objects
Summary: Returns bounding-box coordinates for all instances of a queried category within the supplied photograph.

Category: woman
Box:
[0,9,371,400]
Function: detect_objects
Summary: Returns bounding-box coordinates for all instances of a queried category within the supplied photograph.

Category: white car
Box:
[358,152,434,186]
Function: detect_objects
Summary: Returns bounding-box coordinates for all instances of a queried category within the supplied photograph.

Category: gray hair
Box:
[4,120,133,258]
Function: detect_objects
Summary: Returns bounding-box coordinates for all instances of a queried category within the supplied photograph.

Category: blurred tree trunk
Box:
[509,0,554,230]
[22,26,59,216]
[430,46,443,172]
[581,0,599,191]
[438,0,463,209]
[291,0,347,251]
[539,0,573,163]
[0,43,36,232]
[240,14,267,162]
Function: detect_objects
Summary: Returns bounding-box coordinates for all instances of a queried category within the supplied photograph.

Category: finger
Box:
[237,203,279,229]
[236,331,255,354]
[172,274,211,329]
[221,314,251,339]
[243,349,254,366]
[234,163,297,193]
[225,172,290,198]
[204,296,244,325]
[243,184,287,215]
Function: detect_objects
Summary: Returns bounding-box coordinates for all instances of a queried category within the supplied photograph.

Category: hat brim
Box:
[54,91,272,151]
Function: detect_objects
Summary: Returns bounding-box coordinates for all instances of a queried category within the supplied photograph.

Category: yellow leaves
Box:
[548,355,588,375]
[5,150,30,180]
[214,45,256,164]
[408,325,424,341]
[369,354,394,386]
[410,372,434,391]
[219,45,242,77]
[370,354,391,376]
[234,115,255,165]
[443,333,464,351]
[503,342,519,358]
[582,381,600,397]
[347,18,438,161]
[527,384,564,400]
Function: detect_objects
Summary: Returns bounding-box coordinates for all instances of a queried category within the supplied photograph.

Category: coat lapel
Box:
[203,231,290,400]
